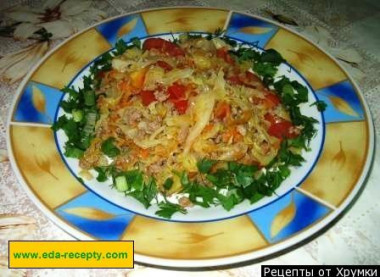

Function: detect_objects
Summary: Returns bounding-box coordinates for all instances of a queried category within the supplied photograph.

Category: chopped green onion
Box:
[72,109,83,122]
[83,112,97,136]
[115,176,128,192]
[84,90,95,106]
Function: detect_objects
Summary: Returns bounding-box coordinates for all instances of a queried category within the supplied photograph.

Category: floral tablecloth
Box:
[0,0,379,276]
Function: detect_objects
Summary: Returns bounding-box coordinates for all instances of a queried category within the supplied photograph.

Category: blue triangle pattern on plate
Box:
[96,14,148,46]
[316,80,365,123]
[13,82,63,124]
[225,13,278,48]
[56,191,134,240]
[247,190,331,243]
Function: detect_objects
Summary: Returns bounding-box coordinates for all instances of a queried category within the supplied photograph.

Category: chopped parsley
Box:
[101,138,120,158]
[127,176,158,209]
[163,178,174,191]
[155,201,187,219]
[196,158,217,174]
[311,100,327,112]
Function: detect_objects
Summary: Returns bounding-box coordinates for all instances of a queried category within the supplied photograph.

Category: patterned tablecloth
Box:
[0,0,379,276]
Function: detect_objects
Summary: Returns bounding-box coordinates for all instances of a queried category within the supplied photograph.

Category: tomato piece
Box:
[264,113,298,139]
[250,96,264,106]
[268,121,297,139]
[226,75,244,86]
[166,43,185,57]
[166,83,188,114]
[173,99,188,114]
[140,90,156,106]
[143,38,162,50]
[227,71,265,90]
[265,92,280,106]
[167,83,186,100]
[264,113,280,125]
[264,92,281,109]
[143,38,184,56]
[214,101,231,119]
[245,71,261,83]
[96,71,105,79]
[241,71,265,90]
[216,47,235,64]
[224,53,235,65]
[155,60,173,71]
[216,48,225,58]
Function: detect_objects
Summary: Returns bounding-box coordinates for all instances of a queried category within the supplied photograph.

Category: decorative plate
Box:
[7,7,374,268]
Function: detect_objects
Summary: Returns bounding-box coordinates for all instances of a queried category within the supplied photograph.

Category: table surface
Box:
[0,0,379,275]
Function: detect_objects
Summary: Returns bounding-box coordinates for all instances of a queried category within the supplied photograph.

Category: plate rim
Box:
[6,6,375,268]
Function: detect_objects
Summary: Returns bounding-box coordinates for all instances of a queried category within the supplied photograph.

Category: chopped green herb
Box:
[163,178,174,190]
[278,165,291,178]
[155,201,187,219]
[207,168,232,188]
[114,39,128,56]
[231,47,260,63]
[250,192,264,204]
[124,170,144,191]
[229,162,258,188]
[101,138,120,158]
[128,177,158,208]
[217,193,238,211]
[196,158,217,174]
[64,145,84,158]
[266,170,284,191]
[60,99,78,113]
[311,100,327,112]
[183,181,218,208]
[94,166,110,182]
[61,86,79,100]
[130,37,141,49]
[276,141,305,166]
[253,62,278,78]
[260,49,285,65]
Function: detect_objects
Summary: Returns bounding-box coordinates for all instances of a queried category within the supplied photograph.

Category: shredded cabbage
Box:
[184,92,215,154]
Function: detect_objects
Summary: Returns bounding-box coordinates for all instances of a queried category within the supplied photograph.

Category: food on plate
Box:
[53,33,324,219]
